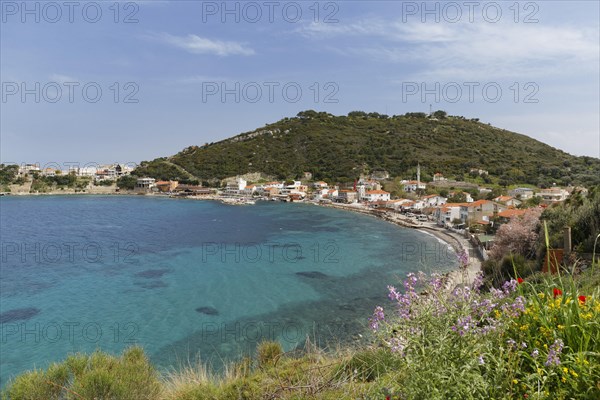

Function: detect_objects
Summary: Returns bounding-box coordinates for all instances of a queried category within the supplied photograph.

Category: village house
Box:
[312,181,328,189]
[242,184,258,196]
[264,181,284,189]
[223,178,247,196]
[41,168,58,177]
[433,203,464,227]
[136,177,156,190]
[155,180,179,193]
[336,190,358,204]
[433,173,447,182]
[508,187,535,200]
[497,208,529,223]
[364,190,391,202]
[422,194,447,207]
[535,187,570,203]
[449,191,474,203]
[262,187,280,198]
[18,164,41,175]
[493,195,522,207]
[459,200,507,224]
[312,188,334,200]
[173,185,215,196]
[402,180,427,192]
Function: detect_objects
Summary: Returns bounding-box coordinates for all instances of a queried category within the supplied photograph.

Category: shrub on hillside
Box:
[370,270,600,399]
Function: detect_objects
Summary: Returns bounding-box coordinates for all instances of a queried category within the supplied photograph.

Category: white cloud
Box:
[150,33,255,56]
[299,19,599,79]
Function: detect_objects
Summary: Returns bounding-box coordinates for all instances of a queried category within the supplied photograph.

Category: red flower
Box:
[578,295,587,304]
[517,278,524,284]
[553,288,563,298]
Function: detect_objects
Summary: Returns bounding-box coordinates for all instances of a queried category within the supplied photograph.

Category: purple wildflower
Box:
[429,273,444,292]
[545,339,564,366]
[502,279,518,295]
[478,355,485,365]
[369,306,385,331]
[471,272,484,292]
[451,315,473,336]
[531,349,539,358]
[490,287,507,300]
[507,338,517,349]
[389,338,405,356]
[457,249,469,267]
[387,285,400,301]
[403,272,418,291]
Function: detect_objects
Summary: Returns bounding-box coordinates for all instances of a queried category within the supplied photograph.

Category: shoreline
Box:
[316,202,482,290]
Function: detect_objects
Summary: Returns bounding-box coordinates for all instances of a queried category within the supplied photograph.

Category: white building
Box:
[422,195,447,207]
[536,188,570,203]
[508,187,535,200]
[402,180,427,192]
[224,178,247,196]
[433,204,464,226]
[365,190,390,202]
[136,177,156,189]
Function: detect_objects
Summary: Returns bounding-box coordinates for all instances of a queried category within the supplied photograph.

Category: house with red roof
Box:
[365,189,391,202]
[459,200,507,224]
[493,195,522,207]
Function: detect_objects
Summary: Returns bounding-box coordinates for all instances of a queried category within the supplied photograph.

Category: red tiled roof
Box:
[366,190,390,195]
[498,209,528,218]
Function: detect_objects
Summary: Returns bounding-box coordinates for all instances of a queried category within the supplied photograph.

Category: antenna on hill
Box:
[429,104,433,117]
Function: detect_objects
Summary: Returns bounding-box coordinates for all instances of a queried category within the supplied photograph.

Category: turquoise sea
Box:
[0,196,457,385]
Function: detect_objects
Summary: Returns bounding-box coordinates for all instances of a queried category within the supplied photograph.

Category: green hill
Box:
[132,111,600,187]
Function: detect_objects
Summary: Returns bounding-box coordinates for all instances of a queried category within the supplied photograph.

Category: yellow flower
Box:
[538,293,545,299]
[570,369,578,378]
[582,313,593,320]
[562,367,568,374]
[557,324,565,330]
[561,377,567,383]
[512,379,518,384]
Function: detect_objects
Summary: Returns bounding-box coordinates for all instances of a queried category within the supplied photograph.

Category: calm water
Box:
[0,196,456,385]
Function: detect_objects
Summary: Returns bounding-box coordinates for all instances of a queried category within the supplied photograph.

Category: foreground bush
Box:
[3,347,161,400]
[370,270,600,399]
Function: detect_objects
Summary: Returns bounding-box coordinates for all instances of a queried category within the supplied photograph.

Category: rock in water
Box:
[195,307,219,316]
[135,269,170,279]
[296,271,328,279]
[0,307,41,323]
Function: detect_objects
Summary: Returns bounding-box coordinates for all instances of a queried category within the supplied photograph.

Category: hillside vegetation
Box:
[132,111,600,187]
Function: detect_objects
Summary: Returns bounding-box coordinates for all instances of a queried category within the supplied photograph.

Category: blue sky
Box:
[1,0,599,167]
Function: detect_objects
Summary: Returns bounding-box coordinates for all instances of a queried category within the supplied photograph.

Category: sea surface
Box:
[0,196,457,385]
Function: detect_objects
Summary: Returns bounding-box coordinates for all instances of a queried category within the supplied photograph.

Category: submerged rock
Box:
[196,307,219,316]
[296,271,328,279]
[0,307,41,323]
[134,269,171,279]
[137,280,168,289]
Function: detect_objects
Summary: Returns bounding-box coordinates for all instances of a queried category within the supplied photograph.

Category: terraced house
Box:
[459,200,507,225]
